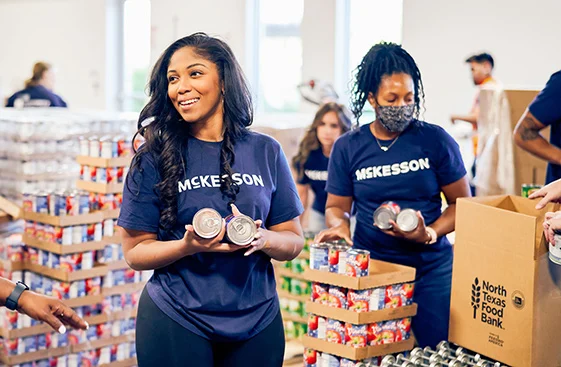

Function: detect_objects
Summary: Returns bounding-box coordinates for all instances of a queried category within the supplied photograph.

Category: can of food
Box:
[373,201,401,229]
[307,314,326,339]
[22,192,34,212]
[106,166,118,183]
[396,208,419,232]
[369,287,386,311]
[72,225,86,244]
[309,243,329,271]
[90,165,98,182]
[97,167,108,183]
[323,353,341,367]
[80,165,89,181]
[346,249,370,277]
[344,323,368,348]
[103,219,115,237]
[99,193,115,210]
[291,258,305,274]
[78,191,90,214]
[288,299,304,316]
[304,348,318,367]
[311,282,329,304]
[348,289,371,313]
[225,214,256,245]
[114,192,123,207]
[101,136,117,158]
[63,190,78,216]
[35,223,45,241]
[117,137,132,157]
[550,233,561,265]
[78,136,89,156]
[89,136,100,158]
[192,208,223,239]
[396,317,412,341]
[290,278,303,295]
[326,319,345,344]
[328,286,348,309]
[44,225,54,243]
[116,166,125,183]
[385,283,415,308]
[522,183,542,198]
[367,322,383,345]
[49,253,61,269]
[35,191,49,214]
[328,244,349,274]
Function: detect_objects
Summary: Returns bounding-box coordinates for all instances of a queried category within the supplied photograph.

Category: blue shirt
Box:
[528,70,561,184]
[326,122,466,256]
[6,85,67,107]
[118,131,303,341]
[295,148,329,214]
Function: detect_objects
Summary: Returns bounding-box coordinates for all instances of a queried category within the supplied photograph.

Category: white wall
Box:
[402,0,561,129]
[0,0,108,109]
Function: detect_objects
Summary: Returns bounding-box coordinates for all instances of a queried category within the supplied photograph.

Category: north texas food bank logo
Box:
[471,277,481,319]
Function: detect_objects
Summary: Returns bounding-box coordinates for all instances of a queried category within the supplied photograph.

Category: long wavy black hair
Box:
[350,41,425,125]
[130,32,253,231]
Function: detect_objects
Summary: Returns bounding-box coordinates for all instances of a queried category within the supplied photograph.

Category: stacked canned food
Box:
[80,136,132,159]
[79,165,129,185]
[310,241,370,277]
[304,349,380,367]
[24,218,116,245]
[307,313,412,346]
[22,190,122,215]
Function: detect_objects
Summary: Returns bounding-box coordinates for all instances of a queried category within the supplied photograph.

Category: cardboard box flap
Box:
[456,196,554,259]
[0,196,22,220]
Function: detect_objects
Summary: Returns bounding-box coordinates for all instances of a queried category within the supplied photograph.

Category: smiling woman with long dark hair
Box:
[118,33,304,367]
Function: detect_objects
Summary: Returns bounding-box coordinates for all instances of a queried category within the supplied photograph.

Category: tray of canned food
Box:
[305,243,416,290]
[305,281,416,325]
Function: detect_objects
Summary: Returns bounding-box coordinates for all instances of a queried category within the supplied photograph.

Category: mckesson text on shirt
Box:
[355,158,430,181]
[178,173,265,192]
[305,170,328,181]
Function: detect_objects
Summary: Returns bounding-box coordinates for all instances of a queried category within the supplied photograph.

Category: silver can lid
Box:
[192,208,222,239]
[311,242,330,249]
[396,209,419,232]
[347,249,370,256]
[373,207,396,230]
[226,214,256,245]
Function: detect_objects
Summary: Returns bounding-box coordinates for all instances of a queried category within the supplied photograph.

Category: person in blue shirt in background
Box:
[6,62,67,108]
[118,33,304,367]
[514,70,561,184]
[315,42,471,348]
[292,102,351,233]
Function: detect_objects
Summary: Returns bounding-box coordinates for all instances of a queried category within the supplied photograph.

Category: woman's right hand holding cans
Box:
[314,222,353,246]
[182,220,249,255]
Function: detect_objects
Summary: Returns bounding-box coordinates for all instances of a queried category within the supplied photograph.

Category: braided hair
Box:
[350,41,425,124]
[130,33,253,231]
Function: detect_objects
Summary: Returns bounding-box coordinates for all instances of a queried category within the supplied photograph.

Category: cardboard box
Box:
[22,234,111,255]
[504,90,546,189]
[449,195,561,367]
[302,335,414,360]
[23,211,104,227]
[303,260,416,290]
[76,180,124,194]
[25,263,108,282]
[0,196,22,220]
[305,301,417,325]
[0,346,70,365]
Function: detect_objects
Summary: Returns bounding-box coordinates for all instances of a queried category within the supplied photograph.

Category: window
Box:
[256,0,304,113]
[123,0,151,112]
[337,0,403,123]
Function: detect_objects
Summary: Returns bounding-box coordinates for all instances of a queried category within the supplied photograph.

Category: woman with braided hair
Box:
[118,33,304,366]
[316,42,471,348]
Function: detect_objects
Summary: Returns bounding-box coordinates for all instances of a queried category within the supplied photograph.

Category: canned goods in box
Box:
[396,208,419,232]
[309,243,329,271]
[373,201,401,229]
[78,191,90,214]
[328,244,349,274]
[24,220,35,236]
[89,136,101,158]
[44,224,54,243]
[311,282,329,304]
[380,320,397,344]
[304,348,318,367]
[103,218,115,237]
[35,191,49,214]
[97,167,108,183]
[345,323,368,348]
[23,192,33,212]
[114,192,123,207]
[193,208,222,239]
[326,319,345,344]
[36,223,45,241]
[225,214,256,245]
[79,137,89,156]
[117,167,125,183]
[49,252,61,269]
[80,165,89,181]
[117,137,131,157]
[307,314,326,339]
[348,289,371,312]
[101,136,117,158]
[346,249,370,277]
[107,166,118,183]
[328,286,347,309]
[61,254,81,272]
[367,321,384,345]
[99,193,115,210]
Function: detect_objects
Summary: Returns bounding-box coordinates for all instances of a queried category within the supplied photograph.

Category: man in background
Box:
[451,53,497,195]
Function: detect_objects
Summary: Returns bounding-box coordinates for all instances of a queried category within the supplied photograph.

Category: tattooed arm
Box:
[513,109,561,164]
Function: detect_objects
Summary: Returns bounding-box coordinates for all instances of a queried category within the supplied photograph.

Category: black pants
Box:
[136,289,285,367]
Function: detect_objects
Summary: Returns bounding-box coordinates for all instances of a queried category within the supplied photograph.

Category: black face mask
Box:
[377,104,415,133]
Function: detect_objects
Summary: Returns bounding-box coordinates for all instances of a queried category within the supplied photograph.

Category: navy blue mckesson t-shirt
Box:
[118,131,303,342]
[326,122,466,255]
[295,148,329,214]
[6,85,67,107]
[528,70,561,184]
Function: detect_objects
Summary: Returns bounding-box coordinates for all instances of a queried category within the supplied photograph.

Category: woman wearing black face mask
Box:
[316,42,471,349]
